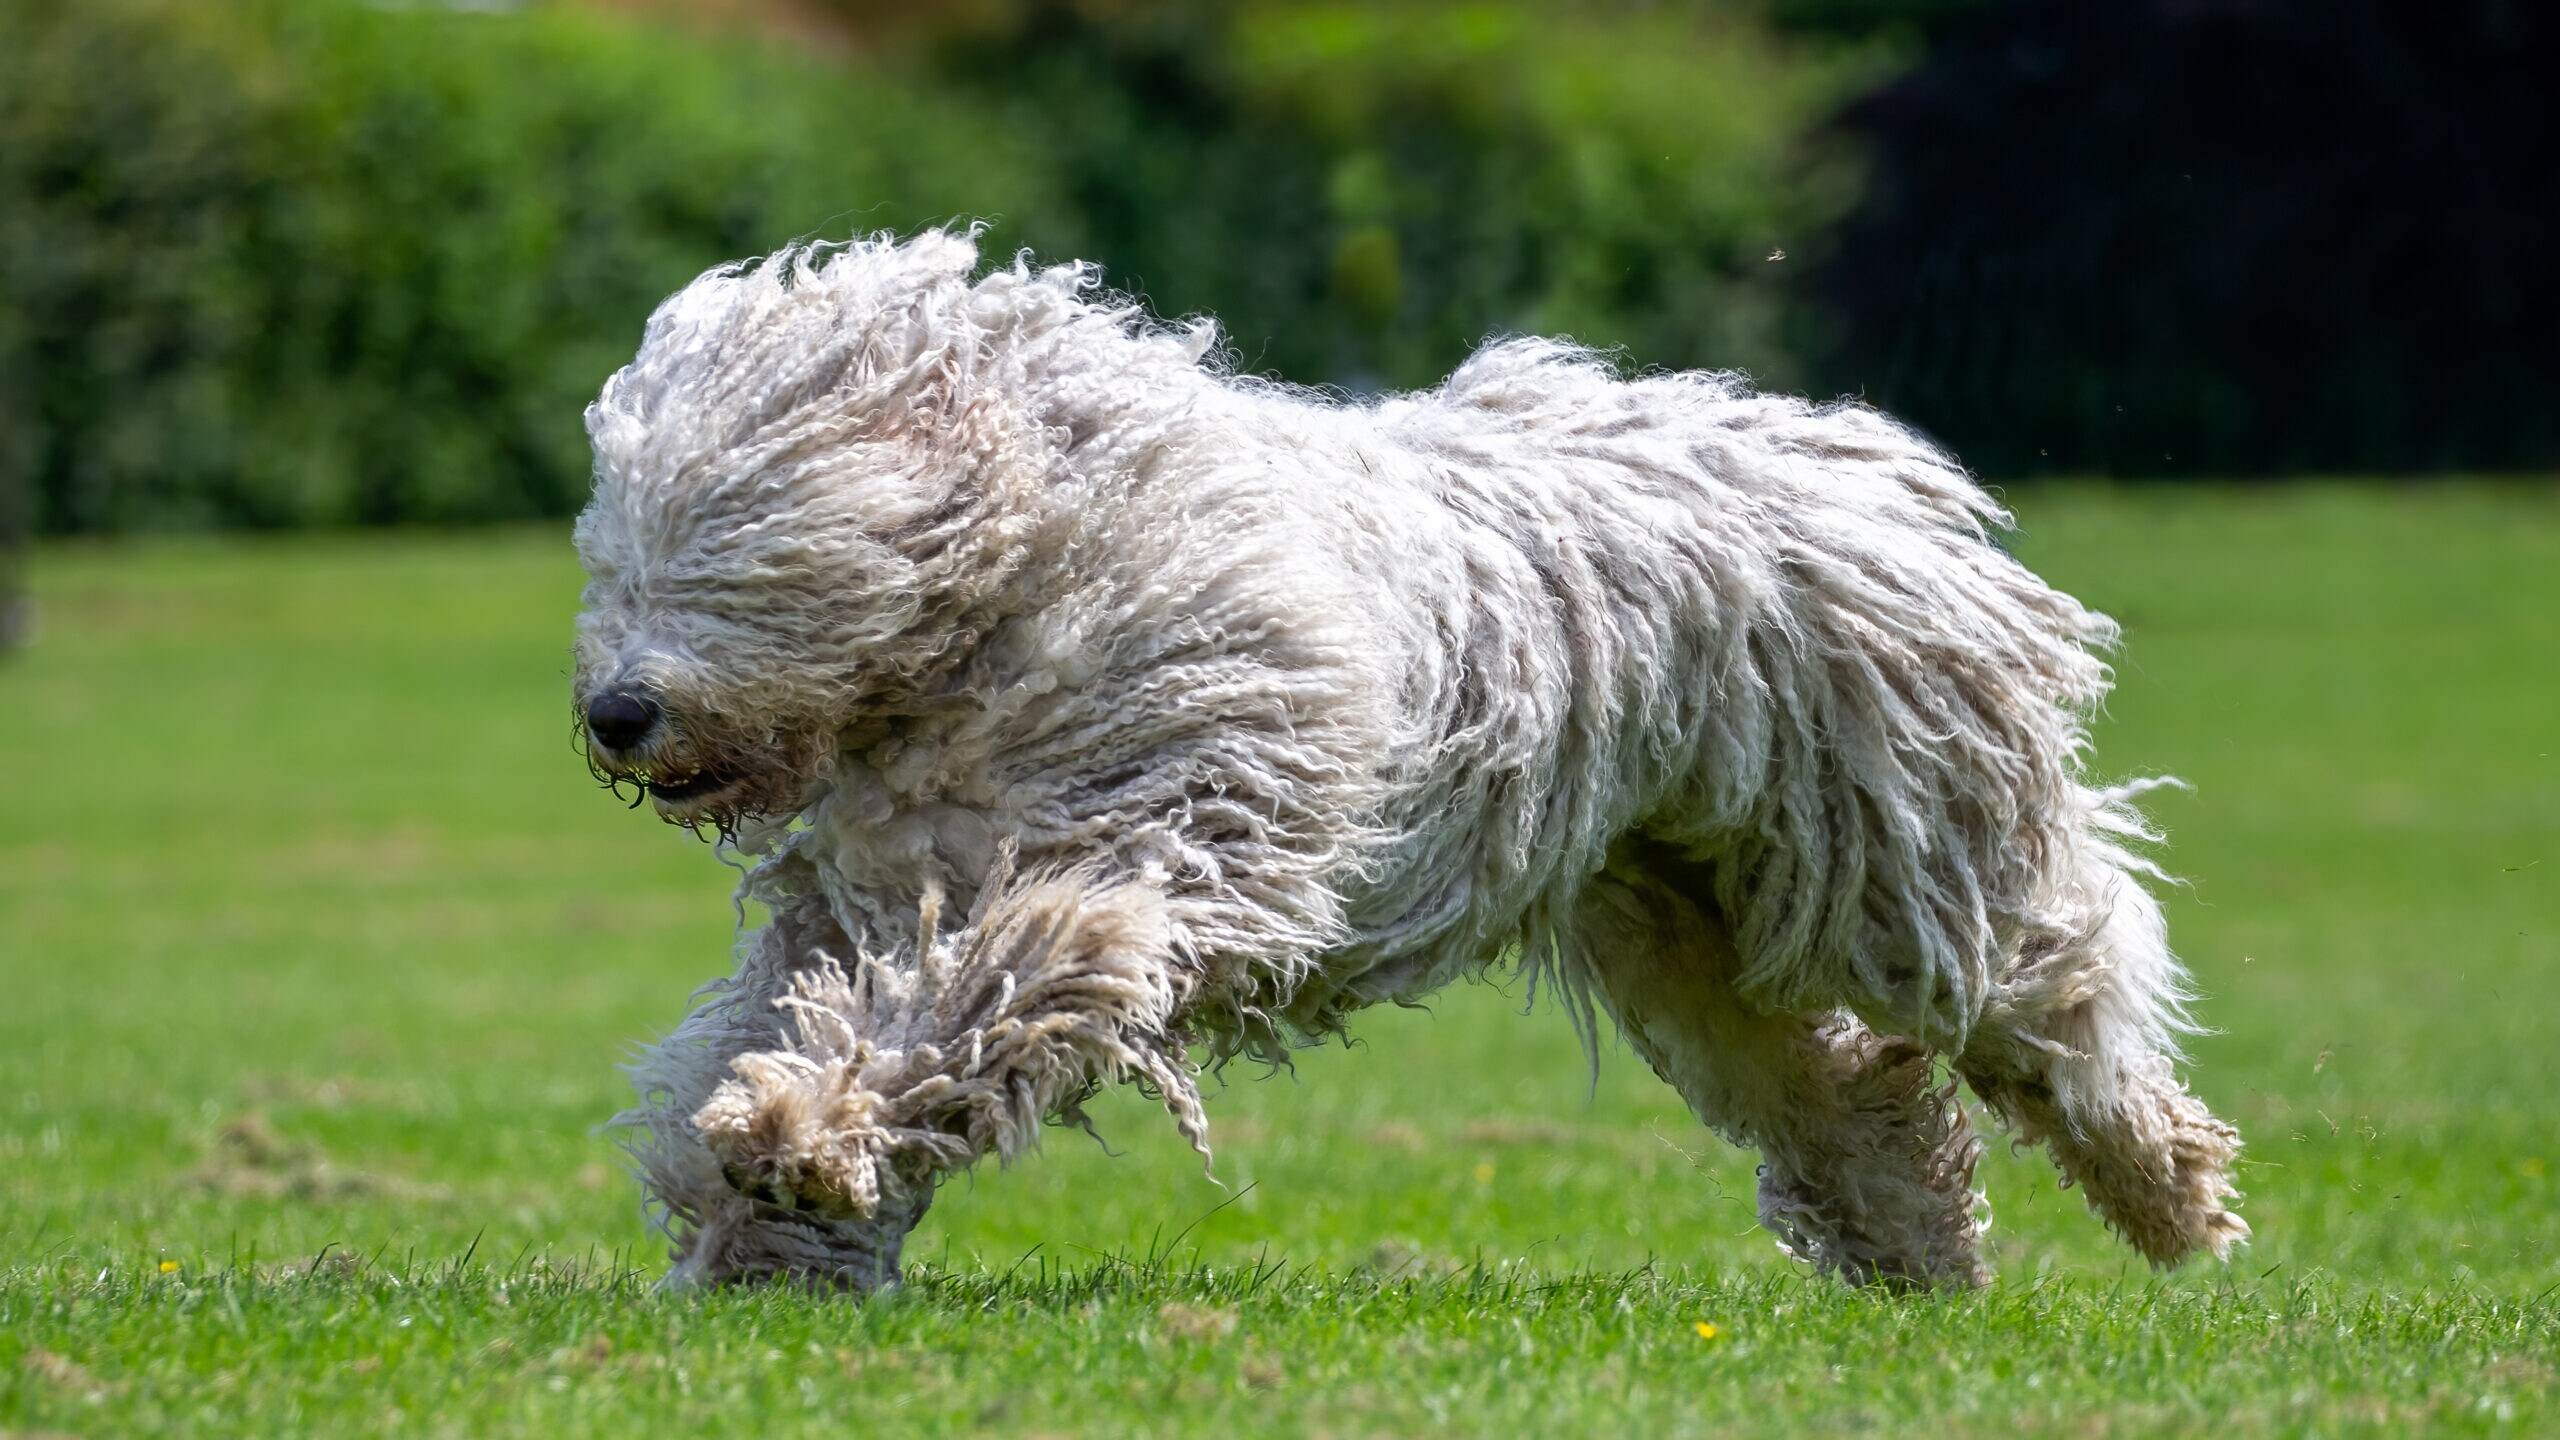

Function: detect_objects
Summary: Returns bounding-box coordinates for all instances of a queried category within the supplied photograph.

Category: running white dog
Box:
[573,229,2245,1291]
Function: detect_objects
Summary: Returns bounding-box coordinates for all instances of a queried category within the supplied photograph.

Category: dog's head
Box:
[571,229,1070,833]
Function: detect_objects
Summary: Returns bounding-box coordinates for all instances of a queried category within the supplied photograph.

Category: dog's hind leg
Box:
[1958,867,2247,1268]
[1568,849,1989,1289]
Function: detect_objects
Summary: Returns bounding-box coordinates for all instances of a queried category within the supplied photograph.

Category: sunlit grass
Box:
[3,485,2555,1434]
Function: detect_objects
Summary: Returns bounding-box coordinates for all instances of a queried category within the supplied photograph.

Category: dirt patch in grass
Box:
[1156,1301,1239,1341]
[20,1348,114,1402]
[188,1112,447,1204]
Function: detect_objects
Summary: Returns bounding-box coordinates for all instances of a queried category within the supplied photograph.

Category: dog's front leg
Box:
[618,898,934,1291]
[666,861,1211,1289]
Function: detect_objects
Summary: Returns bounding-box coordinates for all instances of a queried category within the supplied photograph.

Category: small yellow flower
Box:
[2524,1157,2546,1179]
[1693,1321,1720,1340]
[158,1260,180,1273]
[1472,1160,1496,1184]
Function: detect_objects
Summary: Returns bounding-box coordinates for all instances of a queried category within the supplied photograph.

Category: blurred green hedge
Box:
[923,2,1879,394]
[0,0,1065,532]
[0,0,1873,534]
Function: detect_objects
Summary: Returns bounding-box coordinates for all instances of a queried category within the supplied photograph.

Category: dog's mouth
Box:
[644,765,737,804]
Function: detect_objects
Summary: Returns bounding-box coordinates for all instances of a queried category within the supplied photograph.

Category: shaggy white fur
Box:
[574,229,2246,1291]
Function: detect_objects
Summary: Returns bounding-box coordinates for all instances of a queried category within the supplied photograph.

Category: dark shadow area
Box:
[1811,0,2559,477]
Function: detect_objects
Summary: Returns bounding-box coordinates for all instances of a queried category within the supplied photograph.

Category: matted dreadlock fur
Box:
[573,228,2245,1291]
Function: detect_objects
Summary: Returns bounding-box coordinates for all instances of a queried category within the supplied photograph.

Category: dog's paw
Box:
[691,1053,893,1218]
[716,1156,870,1219]
[716,1153,855,1209]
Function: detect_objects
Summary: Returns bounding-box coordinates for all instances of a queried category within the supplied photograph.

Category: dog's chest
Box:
[789,725,1013,945]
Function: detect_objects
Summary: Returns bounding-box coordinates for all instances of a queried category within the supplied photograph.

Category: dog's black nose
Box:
[585,689,660,751]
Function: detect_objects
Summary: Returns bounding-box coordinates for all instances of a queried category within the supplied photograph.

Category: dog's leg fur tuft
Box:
[649,858,1210,1287]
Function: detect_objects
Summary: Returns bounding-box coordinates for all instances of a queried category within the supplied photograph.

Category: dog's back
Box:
[1213,339,2128,1050]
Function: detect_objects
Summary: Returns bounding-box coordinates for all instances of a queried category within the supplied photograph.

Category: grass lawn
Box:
[2,484,2554,1435]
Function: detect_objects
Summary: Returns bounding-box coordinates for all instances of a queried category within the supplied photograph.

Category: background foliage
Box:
[0,0,1064,533]
[1817,0,2560,478]
[918,1,1880,392]
[0,0,1873,533]
[0,0,2551,538]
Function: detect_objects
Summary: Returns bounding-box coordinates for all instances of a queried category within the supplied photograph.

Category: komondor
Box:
[573,229,2246,1292]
